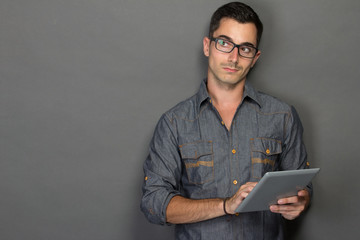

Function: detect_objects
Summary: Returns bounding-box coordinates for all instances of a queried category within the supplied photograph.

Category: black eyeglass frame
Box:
[210,37,259,59]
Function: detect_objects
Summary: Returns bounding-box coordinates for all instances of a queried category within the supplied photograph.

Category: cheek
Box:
[208,55,220,72]
[208,51,225,66]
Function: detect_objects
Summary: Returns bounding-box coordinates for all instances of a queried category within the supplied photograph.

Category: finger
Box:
[270,203,303,212]
[298,189,309,197]
[270,205,304,220]
[270,200,306,214]
[239,191,250,199]
[245,181,258,186]
[234,183,257,201]
[237,183,257,194]
[277,195,300,205]
[228,190,252,212]
[239,182,257,190]
[236,186,254,199]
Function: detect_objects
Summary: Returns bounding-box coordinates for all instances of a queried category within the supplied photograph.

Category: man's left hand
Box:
[269,189,310,220]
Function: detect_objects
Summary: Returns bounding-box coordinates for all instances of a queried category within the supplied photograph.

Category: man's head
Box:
[209,2,263,48]
[203,2,263,88]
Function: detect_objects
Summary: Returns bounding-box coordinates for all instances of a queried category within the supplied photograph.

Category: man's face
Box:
[203,18,261,88]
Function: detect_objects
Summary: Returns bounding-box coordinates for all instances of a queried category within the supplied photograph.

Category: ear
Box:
[203,37,210,57]
[251,50,261,68]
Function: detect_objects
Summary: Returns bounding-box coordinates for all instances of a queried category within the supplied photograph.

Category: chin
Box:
[215,79,243,89]
[222,77,244,85]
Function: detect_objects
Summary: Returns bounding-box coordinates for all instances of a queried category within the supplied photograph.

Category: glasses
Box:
[210,37,258,58]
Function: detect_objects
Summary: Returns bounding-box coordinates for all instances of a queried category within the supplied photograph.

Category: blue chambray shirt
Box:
[141,79,310,240]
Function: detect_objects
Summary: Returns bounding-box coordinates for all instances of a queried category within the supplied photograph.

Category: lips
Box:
[223,67,239,73]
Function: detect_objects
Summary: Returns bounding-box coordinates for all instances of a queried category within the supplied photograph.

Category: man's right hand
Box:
[225,182,257,215]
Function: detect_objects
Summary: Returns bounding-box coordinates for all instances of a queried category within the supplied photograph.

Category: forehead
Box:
[213,18,257,45]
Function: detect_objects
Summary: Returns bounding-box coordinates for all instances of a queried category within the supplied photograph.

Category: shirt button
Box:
[145,176,148,181]
[149,208,154,215]
[221,121,225,125]
[233,180,238,185]
[232,149,236,154]
[266,149,270,154]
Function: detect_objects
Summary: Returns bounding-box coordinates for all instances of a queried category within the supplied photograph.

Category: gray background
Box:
[1,0,359,239]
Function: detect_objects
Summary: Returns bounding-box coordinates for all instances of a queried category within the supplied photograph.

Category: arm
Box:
[140,114,183,225]
[271,106,312,220]
[166,182,257,224]
[166,196,224,224]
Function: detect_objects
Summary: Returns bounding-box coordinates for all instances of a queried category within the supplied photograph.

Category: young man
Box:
[141,2,311,239]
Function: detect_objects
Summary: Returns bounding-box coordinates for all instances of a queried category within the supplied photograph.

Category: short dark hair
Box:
[209,2,263,47]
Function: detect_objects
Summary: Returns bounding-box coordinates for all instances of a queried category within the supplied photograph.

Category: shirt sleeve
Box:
[140,113,182,225]
[280,106,313,197]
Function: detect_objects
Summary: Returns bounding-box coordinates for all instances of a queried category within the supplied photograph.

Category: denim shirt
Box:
[141,79,310,240]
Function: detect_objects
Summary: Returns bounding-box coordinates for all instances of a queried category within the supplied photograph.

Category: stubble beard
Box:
[210,65,246,91]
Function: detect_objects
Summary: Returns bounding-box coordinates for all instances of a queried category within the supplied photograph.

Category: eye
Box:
[240,46,251,53]
[218,39,230,47]
[218,39,235,47]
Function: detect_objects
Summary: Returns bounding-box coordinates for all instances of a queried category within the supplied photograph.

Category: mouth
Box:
[223,67,239,73]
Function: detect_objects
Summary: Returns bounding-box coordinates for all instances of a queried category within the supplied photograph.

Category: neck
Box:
[207,77,245,107]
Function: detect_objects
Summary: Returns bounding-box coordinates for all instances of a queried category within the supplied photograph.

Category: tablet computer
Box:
[235,168,320,213]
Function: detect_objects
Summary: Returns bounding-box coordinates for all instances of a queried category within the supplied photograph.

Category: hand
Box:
[269,189,310,220]
[225,182,257,215]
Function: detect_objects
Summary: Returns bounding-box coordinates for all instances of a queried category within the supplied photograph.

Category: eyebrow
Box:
[215,35,256,48]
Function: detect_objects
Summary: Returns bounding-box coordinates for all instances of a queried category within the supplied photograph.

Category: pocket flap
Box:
[250,138,282,156]
[179,141,213,159]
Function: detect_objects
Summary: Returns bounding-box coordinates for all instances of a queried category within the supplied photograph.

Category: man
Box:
[141,2,311,239]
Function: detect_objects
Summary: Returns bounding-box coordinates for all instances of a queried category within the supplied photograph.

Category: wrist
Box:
[223,197,231,215]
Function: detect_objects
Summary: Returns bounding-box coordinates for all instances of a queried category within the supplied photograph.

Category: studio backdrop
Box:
[1,0,359,239]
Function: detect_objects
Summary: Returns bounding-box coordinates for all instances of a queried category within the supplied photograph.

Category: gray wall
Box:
[1,0,359,239]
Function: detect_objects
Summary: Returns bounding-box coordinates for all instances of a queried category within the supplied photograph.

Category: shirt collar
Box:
[243,81,262,108]
[196,79,211,107]
[196,79,262,109]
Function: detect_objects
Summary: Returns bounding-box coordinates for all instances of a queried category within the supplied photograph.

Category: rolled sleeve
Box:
[140,113,181,225]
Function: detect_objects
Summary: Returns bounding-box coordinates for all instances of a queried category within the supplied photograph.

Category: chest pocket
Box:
[179,141,214,185]
[250,138,282,180]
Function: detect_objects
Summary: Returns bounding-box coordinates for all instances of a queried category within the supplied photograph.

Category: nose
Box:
[228,47,239,63]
